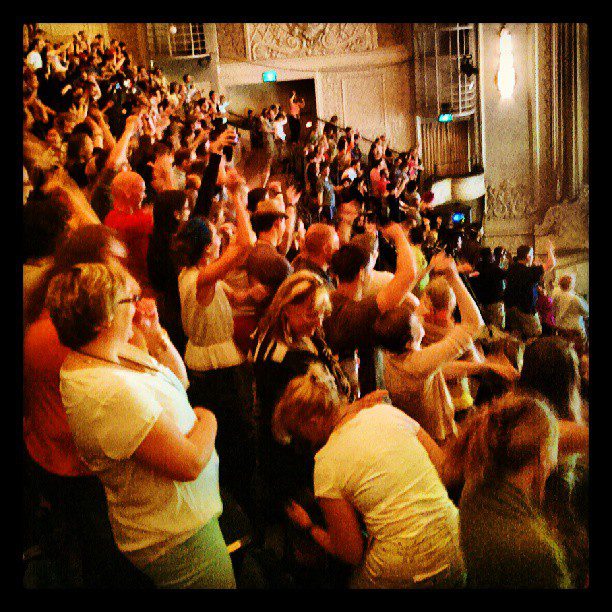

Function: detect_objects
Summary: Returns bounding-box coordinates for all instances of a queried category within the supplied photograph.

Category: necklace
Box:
[73,349,161,374]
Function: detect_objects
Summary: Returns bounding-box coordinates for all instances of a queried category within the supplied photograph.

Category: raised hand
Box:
[285,185,302,206]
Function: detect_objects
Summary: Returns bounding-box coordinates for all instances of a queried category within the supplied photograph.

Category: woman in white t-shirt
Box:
[173,183,261,513]
[47,262,235,589]
[273,363,465,588]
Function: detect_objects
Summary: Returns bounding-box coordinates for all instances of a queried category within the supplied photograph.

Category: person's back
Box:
[476,260,506,306]
[460,478,572,588]
[505,261,542,313]
[315,403,464,588]
[104,207,153,288]
[552,286,589,334]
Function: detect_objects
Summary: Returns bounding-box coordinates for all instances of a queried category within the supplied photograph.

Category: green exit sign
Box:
[262,70,277,83]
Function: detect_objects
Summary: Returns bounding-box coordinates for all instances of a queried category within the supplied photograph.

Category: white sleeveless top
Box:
[178,267,244,371]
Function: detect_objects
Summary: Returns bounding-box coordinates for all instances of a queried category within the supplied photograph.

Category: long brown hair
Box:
[445,392,559,486]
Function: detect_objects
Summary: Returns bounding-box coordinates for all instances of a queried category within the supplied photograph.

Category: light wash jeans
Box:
[140,518,236,589]
[349,516,466,589]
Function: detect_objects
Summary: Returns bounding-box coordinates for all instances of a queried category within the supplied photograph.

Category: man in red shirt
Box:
[104,171,153,291]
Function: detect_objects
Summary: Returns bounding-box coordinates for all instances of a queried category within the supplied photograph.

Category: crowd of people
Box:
[23,27,589,590]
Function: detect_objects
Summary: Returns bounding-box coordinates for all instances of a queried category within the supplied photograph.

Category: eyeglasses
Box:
[117,294,142,305]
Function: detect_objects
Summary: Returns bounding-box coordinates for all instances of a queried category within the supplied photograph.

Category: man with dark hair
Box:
[504,241,556,340]
[246,198,293,318]
[317,161,338,222]
[324,223,417,396]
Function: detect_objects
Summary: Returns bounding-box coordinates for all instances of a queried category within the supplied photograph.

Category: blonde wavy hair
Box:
[45,262,128,350]
[257,270,332,346]
[272,362,341,445]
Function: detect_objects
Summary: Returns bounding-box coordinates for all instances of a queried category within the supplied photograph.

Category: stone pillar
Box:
[204,23,221,92]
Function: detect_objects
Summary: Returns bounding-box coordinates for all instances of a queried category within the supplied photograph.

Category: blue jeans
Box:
[140,518,236,589]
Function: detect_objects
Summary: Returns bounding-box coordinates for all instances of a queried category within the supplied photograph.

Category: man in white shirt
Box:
[552,274,589,351]
[26,38,44,71]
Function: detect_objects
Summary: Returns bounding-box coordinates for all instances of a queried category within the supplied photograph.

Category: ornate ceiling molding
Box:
[244,23,378,61]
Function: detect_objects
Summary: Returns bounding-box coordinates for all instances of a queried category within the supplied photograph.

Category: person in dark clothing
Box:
[251,272,353,525]
[148,190,191,355]
[475,247,507,329]
[324,224,416,397]
[504,242,556,340]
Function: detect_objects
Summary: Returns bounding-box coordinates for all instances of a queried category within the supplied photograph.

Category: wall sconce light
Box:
[496,25,516,99]
[169,24,178,36]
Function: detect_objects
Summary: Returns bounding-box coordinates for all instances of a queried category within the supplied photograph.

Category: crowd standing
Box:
[23,27,589,589]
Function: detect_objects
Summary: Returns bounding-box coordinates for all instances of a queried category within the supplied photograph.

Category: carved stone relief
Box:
[217,23,246,60]
[245,23,378,60]
[534,185,589,251]
[484,180,537,220]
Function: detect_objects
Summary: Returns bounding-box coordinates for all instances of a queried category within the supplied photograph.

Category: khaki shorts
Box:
[506,307,542,340]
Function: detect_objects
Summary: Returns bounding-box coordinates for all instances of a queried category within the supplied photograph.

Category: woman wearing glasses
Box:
[46,262,235,589]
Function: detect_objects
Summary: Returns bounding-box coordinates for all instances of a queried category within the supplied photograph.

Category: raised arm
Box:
[436,254,484,337]
[543,239,557,272]
[195,183,252,305]
[375,223,418,314]
[106,113,140,171]
[277,185,300,256]
[41,167,100,226]
[192,130,236,217]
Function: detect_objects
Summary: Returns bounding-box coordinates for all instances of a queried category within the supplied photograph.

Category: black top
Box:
[475,262,507,306]
[251,329,351,517]
[504,263,544,314]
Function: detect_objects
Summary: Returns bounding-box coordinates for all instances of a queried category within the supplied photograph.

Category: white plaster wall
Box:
[220,45,415,151]
[480,23,537,239]
[481,23,534,188]
[37,23,110,44]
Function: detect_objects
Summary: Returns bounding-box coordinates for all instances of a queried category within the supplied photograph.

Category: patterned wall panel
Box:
[245,23,378,60]
[217,23,246,60]
[485,180,538,220]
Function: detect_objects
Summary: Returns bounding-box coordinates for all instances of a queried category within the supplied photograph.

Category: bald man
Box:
[291,223,339,290]
[104,171,153,289]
